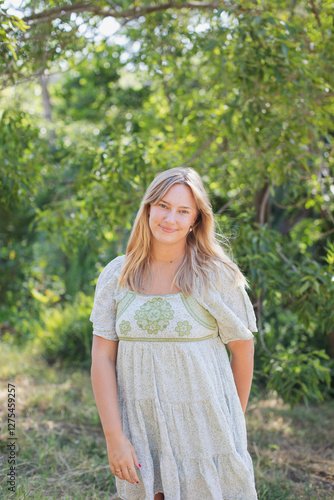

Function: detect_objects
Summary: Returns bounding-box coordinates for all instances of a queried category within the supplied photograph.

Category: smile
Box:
[160,226,177,233]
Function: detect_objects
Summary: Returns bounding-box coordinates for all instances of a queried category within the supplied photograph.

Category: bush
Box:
[263,348,333,408]
[32,292,93,368]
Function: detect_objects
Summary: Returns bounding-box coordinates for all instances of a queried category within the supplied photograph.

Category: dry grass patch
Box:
[247,397,334,499]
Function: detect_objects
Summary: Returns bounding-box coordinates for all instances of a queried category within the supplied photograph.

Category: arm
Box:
[91,335,141,484]
[91,335,123,441]
[227,337,254,414]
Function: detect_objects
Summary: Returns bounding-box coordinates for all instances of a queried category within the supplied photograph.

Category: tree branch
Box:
[272,194,310,210]
[215,184,255,215]
[23,1,225,26]
[181,134,217,166]
[308,0,322,28]
[259,181,270,225]
[317,165,334,226]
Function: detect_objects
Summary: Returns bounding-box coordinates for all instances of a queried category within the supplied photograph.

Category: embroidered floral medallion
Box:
[175,320,192,336]
[119,320,131,335]
[134,298,174,334]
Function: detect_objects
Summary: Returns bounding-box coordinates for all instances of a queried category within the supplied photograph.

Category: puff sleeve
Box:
[89,256,123,341]
[220,275,258,338]
[193,266,258,344]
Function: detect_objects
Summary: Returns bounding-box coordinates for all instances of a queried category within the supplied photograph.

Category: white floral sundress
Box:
[90,255,258,500]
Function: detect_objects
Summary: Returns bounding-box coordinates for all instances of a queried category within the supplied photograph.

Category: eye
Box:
[159,203,167,209]
[180,210,189,214]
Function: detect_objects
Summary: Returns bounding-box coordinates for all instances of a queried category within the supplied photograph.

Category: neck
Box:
[150,242,186,264]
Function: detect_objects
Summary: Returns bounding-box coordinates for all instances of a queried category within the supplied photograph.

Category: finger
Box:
[132,450,140,469]
[120,465,135,484]
[127,464,140,483]
[132,450,141,478]
[111,467,123,480]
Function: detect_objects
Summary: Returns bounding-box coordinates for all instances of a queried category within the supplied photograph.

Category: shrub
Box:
[32,292,93,368]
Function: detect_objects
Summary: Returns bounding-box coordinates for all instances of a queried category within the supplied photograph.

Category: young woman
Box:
[90,167,258,500]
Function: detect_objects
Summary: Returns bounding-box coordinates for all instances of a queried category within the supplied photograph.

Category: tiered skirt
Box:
[115,336,258,500]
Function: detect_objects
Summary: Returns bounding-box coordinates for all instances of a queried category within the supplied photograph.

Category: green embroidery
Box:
[119,320,131,335]
[181,295,217,331]
[118,333,215,342]
[175,320,192,336]
[116,293,136,322]
[134,297,174,334]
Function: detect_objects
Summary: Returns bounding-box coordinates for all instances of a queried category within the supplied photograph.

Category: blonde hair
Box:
[118,167,250,297]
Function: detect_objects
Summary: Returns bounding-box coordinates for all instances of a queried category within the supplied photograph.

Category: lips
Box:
[160,226,177,233]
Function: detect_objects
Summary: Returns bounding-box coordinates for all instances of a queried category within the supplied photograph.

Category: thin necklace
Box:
[151,253,185,264]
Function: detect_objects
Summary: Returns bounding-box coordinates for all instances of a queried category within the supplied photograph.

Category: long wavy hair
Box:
[118,167,250,297]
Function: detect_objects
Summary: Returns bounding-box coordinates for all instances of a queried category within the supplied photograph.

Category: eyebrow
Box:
[160,199,193,210]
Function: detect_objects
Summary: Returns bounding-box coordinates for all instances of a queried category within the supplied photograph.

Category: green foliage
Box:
[0,110,49,316]
[0,0,29,62]
[52,45,150,122]
[236,224,334,407]
[265,349,332,408]
[32,292,93,368]
[0,109,45,208]
[1,0,334,407]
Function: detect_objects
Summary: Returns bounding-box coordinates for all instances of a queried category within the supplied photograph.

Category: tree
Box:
[1,0,333,405]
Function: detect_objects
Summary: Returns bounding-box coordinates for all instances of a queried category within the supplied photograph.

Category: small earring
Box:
[189,227,193,232]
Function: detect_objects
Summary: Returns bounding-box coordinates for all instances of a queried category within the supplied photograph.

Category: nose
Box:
[164,210,177,224]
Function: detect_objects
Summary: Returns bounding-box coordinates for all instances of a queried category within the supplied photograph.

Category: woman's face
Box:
[148,183,198,247]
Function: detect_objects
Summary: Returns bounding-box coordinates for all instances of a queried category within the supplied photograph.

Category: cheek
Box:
[149,210,163,225]
[183,214,194,224]
[151,210,162,221]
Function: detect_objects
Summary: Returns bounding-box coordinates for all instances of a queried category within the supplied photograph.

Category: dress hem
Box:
[116,492,164,500]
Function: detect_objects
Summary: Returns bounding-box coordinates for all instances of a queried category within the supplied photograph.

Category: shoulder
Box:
[95,254,126,288]
[193,260,258,340]
[205,259,238,294]
[101,254,126,274]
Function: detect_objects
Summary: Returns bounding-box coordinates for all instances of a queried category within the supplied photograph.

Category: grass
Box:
[0,341,333,499]
[247,399,334,499]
